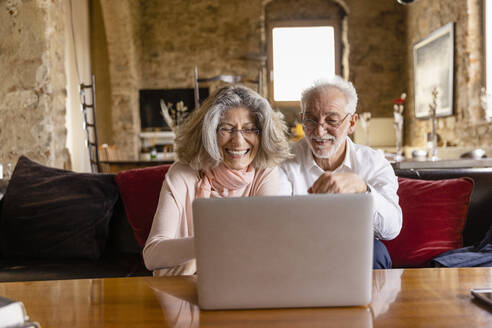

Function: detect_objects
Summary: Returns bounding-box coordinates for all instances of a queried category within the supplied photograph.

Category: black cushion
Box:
[0,156,119,260]
[0,179,8,201]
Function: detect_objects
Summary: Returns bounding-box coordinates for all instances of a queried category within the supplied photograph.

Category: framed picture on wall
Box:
[413,22,454,119]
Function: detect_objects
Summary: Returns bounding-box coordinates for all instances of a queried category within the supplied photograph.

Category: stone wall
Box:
[98,0,141,159]
[96,0,406,158]
[90,0,113,146]
[1,0,488,168]
[138,0,263,90]
[346,0,406,118]
[0,0,68,169]
[136,0,404,115]
[264,0,405,120]
[406,0,491,148]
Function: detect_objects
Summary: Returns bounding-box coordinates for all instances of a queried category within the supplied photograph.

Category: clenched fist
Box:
[308,171,368,194]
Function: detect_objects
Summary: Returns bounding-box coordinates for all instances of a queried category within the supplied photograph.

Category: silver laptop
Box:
[192,193,374,310]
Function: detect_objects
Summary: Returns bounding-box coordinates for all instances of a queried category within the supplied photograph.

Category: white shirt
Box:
[278,137,402,240]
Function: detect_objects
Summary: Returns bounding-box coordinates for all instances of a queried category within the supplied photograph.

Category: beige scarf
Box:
[196,163,255,198]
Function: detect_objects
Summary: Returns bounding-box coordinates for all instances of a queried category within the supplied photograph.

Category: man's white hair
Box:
[300,76,358,114]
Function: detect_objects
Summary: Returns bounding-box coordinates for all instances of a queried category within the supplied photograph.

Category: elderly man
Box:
[279,76,402,269]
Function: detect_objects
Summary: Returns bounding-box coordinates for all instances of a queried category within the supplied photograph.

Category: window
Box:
[267,20,341,107]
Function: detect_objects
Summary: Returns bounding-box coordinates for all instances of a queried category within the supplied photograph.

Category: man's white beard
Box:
[307,129,348,159]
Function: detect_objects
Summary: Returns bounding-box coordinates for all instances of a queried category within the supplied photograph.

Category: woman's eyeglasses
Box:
[301,113,351,131]
[217,127,261,138]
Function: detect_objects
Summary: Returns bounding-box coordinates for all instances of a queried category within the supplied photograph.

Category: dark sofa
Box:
[394,167,492,248]
[0,161,491,282]
[0,190,151,282]
[0,156,153,282]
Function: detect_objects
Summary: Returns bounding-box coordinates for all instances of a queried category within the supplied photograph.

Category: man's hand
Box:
[308,172,367,194]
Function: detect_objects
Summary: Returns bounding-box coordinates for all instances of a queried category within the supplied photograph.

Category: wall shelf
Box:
[139,131,176,160]
[392,158,492,169]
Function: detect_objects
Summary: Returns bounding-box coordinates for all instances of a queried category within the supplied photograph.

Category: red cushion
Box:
[115,165,171,247]
[383,177,474,268]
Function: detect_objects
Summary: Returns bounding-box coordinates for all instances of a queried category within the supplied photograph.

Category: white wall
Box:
[65,0,91,172]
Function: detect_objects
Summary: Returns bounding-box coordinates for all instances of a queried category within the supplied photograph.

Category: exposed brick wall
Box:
[90,0,113,146]
[406,0,491,148]
[346,0,406,118]
[0,0,68,168]
[136,0,405,117]
[264,0,406,121]
[138,0,263,89]
[2,0,489,167]
[93,0,490,157]
[99,0,141,159]
[95,0,406,158]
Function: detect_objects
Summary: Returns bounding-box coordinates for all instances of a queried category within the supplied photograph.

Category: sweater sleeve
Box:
[142,165,196,275]
[253,167,280,196]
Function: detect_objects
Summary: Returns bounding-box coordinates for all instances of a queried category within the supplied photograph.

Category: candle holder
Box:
[428,87,440,161]
[359,112,372,146]
[393,93,406,161]
[480,87,492,122]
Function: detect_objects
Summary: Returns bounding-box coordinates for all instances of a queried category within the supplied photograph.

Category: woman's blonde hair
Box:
[175,85,291,170]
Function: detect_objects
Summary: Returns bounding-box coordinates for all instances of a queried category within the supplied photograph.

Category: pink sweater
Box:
[143,162,279,276]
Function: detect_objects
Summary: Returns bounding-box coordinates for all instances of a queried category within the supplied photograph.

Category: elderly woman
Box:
[143,85,291,276]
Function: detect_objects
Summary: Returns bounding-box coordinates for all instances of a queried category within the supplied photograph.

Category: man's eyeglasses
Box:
[301,113,351,131]
[217,127,261,138]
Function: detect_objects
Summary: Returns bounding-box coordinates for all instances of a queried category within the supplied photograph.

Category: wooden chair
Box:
[98,144,121,173]
[99,144,120,161]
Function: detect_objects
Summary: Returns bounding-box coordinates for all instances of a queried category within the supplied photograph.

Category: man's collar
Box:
[300,138,318,171]
[340,137,354,170]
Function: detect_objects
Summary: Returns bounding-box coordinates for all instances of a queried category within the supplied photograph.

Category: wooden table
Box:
[1,268,492,327]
